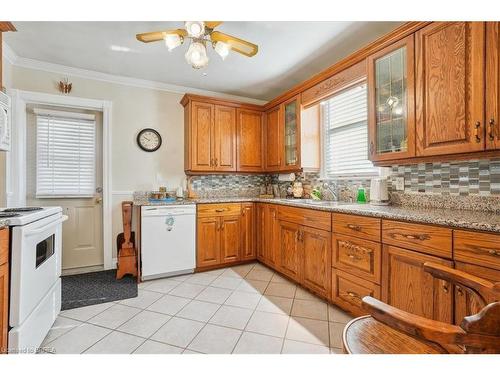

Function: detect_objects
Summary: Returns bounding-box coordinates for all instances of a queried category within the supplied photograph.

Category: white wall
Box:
[7,65,189,261]
[0,58,13,206]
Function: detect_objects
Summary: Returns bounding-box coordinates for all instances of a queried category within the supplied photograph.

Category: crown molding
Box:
[2,41,266,105]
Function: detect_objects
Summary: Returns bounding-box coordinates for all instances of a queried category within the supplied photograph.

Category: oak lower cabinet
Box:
[278,220,302,282]
[240,203,256,261]
[258,204,279,268]
[196,216,221,267]
[1,227,9,354]
[382,245,453,323]
[220,216,241,263]
[301,226,331,298]
[196,203,248,269]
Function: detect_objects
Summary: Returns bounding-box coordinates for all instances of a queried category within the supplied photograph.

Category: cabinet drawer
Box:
[332,234,381,284]
[382,220,452,258]
[197,203,241,218]
[0,228,8,266]
[278,205,331,231]
[331,268,381,317]
[332,213,381,242]
[454,230,500,270]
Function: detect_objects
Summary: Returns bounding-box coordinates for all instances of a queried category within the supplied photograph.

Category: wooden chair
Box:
[343,262,500,354]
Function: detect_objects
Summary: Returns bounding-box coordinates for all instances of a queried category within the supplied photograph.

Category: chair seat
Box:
[342,316,449,354]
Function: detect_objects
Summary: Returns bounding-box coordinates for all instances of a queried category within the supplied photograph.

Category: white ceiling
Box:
[4,21,402,101]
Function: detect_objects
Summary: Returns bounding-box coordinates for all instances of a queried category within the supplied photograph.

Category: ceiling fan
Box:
[136,21,258,69]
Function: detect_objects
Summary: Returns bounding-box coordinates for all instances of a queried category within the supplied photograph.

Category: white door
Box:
[26,104,103,271]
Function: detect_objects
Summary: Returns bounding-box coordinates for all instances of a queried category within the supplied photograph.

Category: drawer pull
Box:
[339,240,373,257]
[215,208,226,213]
[392,232,430,241]
[346,224,362,232]
[345,291,360,300]
[488,249,500,257]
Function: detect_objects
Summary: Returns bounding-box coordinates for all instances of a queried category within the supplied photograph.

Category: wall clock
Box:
[137,128,162,152]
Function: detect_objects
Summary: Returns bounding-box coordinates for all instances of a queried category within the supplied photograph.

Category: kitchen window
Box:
[35,108,96,198]
[321,82,378,178]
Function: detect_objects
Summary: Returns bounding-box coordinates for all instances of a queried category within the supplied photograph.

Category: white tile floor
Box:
[41,262,353,354]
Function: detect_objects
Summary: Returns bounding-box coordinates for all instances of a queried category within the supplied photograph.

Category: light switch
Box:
[394,177,405,191]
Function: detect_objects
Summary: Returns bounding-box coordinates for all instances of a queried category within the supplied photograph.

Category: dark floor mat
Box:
[61,270,138,310]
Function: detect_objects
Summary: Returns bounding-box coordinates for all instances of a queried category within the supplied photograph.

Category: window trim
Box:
[319,81,381,179]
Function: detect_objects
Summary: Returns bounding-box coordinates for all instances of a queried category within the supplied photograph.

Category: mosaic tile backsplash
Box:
[390,158,500,196]
[190,174,268,198]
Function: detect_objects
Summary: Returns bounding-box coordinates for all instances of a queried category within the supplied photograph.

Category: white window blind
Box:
[35,109,96,197]
[321,83,377,177]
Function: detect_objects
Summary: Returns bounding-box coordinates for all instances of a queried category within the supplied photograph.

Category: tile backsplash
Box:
[389,158,500,196]
[190,174,269,198]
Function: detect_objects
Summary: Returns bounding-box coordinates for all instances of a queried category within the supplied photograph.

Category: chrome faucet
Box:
[322,182,338,201]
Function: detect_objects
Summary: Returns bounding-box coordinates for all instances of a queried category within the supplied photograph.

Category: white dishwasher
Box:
[140,205,196,280]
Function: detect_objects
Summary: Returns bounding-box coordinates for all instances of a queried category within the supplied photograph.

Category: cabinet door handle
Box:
[489,118,495,141]
[442,282,449,294]
[214,158,218,167]
[456,285,464,296]
[488,249,500,257]
[210,158,213,166]
[369,141,375,155]
[474,121,481,142]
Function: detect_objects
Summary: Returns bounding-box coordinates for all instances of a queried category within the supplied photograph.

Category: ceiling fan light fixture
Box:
[185,41,209,69]
[185,21,205,38]
[164,34,183,51]
[214,41,231,60]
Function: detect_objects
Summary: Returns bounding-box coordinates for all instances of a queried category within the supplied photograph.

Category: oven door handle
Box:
[24,215,68,237]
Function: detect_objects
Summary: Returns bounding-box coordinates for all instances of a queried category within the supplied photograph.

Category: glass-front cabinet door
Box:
[281,95,301,170]
[367,34,415,161]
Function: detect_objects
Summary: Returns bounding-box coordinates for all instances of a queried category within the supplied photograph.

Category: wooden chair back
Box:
[360,262,500,354]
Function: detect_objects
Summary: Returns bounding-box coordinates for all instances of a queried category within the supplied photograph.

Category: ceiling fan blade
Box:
[136,29,187,43]
[210,31,258,57]
[204,21,222,29]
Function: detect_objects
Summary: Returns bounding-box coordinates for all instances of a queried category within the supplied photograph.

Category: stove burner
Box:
[3,207,43,213]
[0,212,20,218]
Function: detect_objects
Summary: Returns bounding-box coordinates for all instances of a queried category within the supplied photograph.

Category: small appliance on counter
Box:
[370,177,390,206]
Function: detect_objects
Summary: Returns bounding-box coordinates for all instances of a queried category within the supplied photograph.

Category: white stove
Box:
[1,206,67,353]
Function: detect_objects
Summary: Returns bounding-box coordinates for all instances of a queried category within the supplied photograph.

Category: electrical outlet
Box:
[394,177,405,191]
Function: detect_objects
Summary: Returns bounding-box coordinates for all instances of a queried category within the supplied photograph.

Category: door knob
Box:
[96,197,103,204]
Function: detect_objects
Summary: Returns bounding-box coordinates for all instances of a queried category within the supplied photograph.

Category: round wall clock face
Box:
[137,128,162,152]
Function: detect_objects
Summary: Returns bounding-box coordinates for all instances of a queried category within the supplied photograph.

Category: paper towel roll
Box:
[278,173,296,182]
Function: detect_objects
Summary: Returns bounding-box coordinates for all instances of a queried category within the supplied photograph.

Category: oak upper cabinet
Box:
[196,216,221,267]
[214,105,237,171]
[188,101,215,171]
[486,22,500,150]
[281,95,301,170]
[368,35,416,162]
[278,220,302,282]
[265,106,282,171]
[382,245,453,323]
[240,203,256,261]
[415,22,485,156]
[182,95,262,173]
[237,108,264,172]
[302,226,331,298]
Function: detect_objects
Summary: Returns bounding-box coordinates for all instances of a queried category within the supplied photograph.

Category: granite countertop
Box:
[0,219,9,230]
[133,197,500,234]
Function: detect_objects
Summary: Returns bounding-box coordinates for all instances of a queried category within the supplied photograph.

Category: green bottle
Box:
[356,186,367,204]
